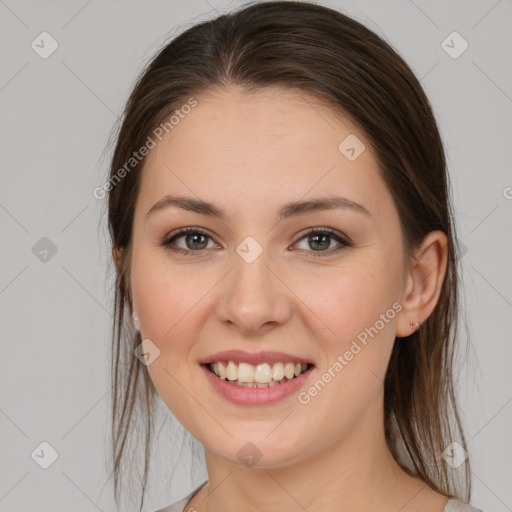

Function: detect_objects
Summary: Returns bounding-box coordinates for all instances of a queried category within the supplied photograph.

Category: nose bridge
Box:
[216,236,291,332]
[233,239,271,293]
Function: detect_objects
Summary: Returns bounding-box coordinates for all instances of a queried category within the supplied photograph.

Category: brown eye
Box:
[180,232,209,250]
[293,228,351,256]
[161,227,217,254]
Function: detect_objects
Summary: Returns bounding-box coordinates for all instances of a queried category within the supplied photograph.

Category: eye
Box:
[292,227,352,256]
[160,227,219,255]
[159,226,352,257]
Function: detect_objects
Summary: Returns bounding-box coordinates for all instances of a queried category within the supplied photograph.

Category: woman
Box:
[105,1,484,511]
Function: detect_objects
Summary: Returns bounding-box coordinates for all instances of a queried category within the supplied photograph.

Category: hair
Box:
[104,1,472,510]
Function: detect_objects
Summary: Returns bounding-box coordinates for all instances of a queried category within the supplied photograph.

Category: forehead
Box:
[138,86,390,219]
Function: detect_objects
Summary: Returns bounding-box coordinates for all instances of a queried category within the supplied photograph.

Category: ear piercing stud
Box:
[133,315,141,332]
[410,321,420,331]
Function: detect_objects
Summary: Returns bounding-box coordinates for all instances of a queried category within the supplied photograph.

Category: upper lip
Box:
[199,350,314,366]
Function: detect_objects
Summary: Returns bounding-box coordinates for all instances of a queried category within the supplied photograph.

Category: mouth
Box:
[200,359,315,389]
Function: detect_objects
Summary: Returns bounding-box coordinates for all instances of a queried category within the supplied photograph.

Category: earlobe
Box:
[133,313,141,332]
[396,230,448,338]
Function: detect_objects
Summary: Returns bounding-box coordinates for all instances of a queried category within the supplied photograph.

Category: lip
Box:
[199,349,314,366]
[200,363,315,406]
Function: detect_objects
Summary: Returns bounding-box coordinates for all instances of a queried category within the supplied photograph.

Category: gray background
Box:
[1,0,511,511]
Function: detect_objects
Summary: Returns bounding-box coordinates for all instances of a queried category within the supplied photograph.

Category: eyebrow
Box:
[146,194,371,220]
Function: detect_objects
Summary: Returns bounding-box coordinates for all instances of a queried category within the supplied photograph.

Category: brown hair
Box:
[104,1,471,510]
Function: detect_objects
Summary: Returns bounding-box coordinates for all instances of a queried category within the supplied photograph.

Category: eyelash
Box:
[159,226,352,257]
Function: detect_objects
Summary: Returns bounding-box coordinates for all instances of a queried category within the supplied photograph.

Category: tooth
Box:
[272,362,285,381]
[284,362,295,379]
[214,359,309,383]
[218,361,227,379]
[226,361,238,381]
[269,380,277,387]
[238,362,255,383]
[254,363,272,383]
[242,382,256,388]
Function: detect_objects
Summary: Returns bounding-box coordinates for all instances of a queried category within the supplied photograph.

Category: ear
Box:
[112,246,124,276]
[396,230,449,338]
[112,246,135,315]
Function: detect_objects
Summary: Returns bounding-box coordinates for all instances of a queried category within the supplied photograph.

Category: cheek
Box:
[295,265,388,337]
[293,261,399,378]
[131,260,217,404]
[289,269,398,433]
[133,263,207,424]
[131,260,208,348]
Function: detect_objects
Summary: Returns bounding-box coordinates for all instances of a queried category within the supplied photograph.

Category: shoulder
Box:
[154,495,190,512]
[154,490,485,512]
[154,496,188,512]
[443,497,485,512]
[153,480,208,512]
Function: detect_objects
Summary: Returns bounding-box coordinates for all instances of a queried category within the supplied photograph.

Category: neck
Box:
[188,394,444,512]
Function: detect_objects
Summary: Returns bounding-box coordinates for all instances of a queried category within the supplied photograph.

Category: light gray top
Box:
[155,481,485,512]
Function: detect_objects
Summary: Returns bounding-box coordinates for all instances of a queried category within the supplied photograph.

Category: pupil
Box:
[184,233,331,251]
[187,233,207,250]
[310,234,329,250]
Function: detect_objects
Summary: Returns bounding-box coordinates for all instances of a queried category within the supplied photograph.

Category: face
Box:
[129,86,408,468]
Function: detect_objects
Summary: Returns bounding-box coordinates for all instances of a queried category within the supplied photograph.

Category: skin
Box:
[115,85,449,512]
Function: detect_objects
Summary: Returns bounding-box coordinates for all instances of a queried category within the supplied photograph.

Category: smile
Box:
[207,360,311,387]
[200,361,315,406]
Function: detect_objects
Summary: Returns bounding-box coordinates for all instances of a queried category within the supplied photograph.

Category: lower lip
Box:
[200,364,314,406]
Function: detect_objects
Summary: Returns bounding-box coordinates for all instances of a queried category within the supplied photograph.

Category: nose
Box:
[215,247,293,335]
